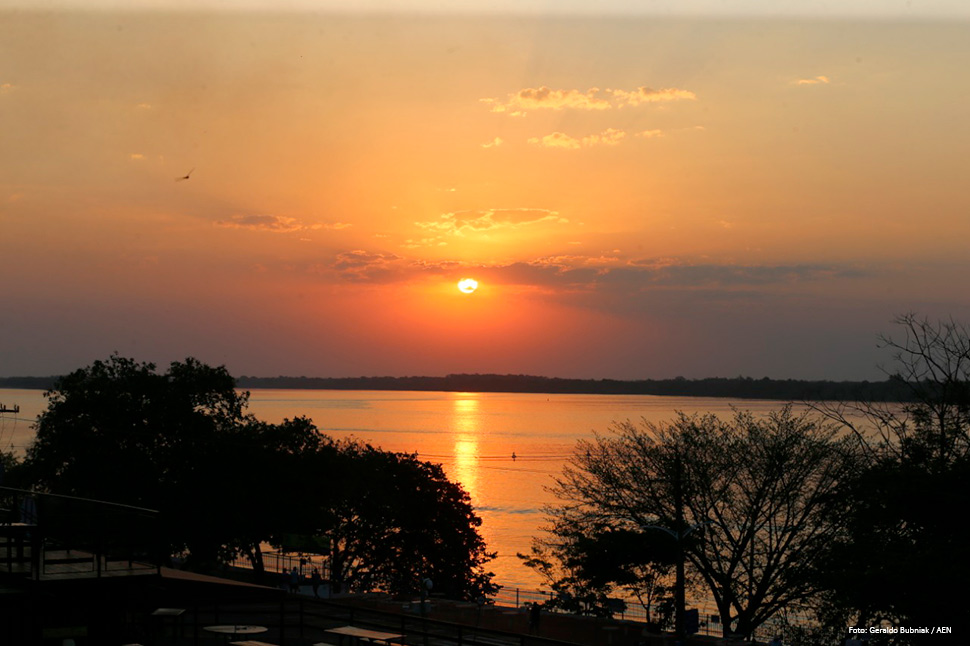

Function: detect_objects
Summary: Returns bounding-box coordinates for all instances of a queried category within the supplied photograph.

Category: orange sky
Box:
[2,6,969,379]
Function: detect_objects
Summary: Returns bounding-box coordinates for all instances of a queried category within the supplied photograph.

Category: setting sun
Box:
[457,278,479,294]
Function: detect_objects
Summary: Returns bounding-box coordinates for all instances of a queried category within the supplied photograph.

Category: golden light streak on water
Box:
[451,396,481,501]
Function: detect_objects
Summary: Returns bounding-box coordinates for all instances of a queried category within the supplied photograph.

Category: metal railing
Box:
[0,486,162,580]
[228,548,330,581]
[222,547,813,642]
[488,585,814,640]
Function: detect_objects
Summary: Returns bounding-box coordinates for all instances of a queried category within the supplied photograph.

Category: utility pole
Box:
[643,451,709,645]
[644,450,689,645]
[673,451,686,645]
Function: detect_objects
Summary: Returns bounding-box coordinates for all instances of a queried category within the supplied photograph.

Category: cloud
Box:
[215,215,351,233]
[632,263,856,287]
[531,253,625,269]
[1,83,15,93]
[529,128,627,149]
[531,126,701,147]
[402,237,448,249]
[129,153,145,161]
[793,75,830,86]
[485,85,696,114]
[481,137,504,148]
[215,214,305,233]
[582,128,626,146]
[610,86,697,105]
[295,246,867,296]
[136,102,152,109]
[528,132,581,149]
[327,250,403,282]
[415,208,566,237]
[412,253,861,290]
[447,255,862,292]
[486,87,612,113]
[332,249,399,270]
[462,258,866,302]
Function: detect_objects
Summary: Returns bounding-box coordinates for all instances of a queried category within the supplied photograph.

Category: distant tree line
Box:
[235,375,917,402]
[0,372,916,402]
[0,376,54,389]
[0,373,918,402]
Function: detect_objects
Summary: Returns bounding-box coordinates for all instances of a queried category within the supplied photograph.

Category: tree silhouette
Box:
[24,354,496,595]
[542,407,859,638]
[810,315,970,638]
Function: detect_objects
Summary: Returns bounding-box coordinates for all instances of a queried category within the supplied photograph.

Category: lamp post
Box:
[642,452,710,643]
[642,521,708,643]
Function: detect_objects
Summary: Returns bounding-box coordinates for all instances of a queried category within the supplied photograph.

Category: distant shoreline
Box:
[0,374,914,402]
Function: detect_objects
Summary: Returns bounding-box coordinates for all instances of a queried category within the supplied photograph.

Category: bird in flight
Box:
[175,168,194,182]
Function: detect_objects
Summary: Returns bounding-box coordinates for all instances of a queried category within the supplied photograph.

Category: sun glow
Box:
[457,278,479,294]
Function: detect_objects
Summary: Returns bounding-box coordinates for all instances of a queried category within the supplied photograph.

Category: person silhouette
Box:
[529,602,541,633]
[311,567,322,597]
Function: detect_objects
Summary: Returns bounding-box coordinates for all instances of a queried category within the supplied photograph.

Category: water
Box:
[0,387,795,589]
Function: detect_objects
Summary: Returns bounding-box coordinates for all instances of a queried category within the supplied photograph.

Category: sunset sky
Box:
[2,2,969,380]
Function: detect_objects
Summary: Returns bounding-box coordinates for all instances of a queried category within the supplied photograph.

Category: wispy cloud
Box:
[793,75,830,86]
[610,86,697,105]
[1,83,15,93]
[333,249,399,270]
[402,237,449,249]
[482,257,865,293]
[415,208,567,237]
[329,250,402,281]
[484,85,696,115]
[528,132,581,149]
[215,215,349,233]
[481,137,504,148]
[215,215,306,233]
[621,262,860,288]
[529,128,627,149]
[483,87,611,114]
[302,248,866,292]
[129,153,145,161]
[582,128,626,146]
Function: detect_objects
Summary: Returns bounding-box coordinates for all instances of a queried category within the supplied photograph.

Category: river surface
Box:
[0,387,796,590]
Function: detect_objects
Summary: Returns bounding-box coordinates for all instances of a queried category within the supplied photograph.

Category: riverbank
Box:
[0,373,911,402]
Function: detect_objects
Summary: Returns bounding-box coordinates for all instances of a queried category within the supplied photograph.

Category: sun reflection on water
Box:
[451,396,480,501]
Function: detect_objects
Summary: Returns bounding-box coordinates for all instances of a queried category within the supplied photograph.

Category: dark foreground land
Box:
[0,577,759,646]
